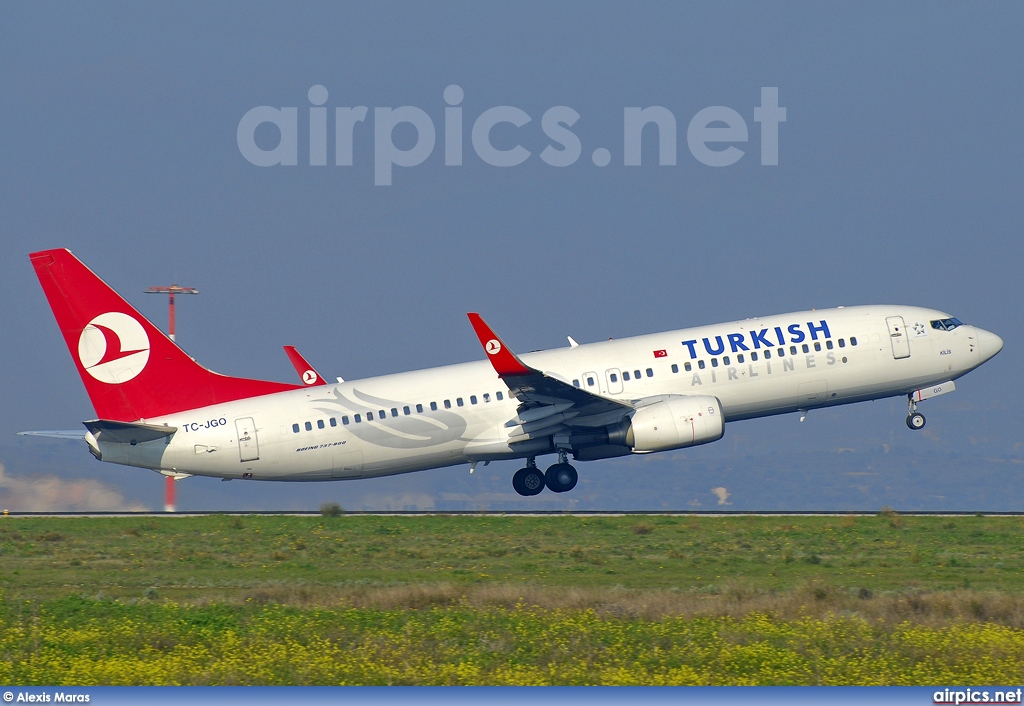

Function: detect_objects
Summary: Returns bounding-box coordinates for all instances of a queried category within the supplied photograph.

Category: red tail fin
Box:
[30,248,302,421]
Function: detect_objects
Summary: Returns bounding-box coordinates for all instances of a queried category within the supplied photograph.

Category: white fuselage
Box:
[96,305,999,481]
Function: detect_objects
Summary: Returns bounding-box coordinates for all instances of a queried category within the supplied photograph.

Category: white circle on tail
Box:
[302,370,318,384]
[486,339,501,355]
[78,312,150,384]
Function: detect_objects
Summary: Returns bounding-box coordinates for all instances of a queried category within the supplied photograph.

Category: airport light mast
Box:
[145,283,200,512]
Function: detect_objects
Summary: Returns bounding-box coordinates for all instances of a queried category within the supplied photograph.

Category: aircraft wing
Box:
[467,313,632,442]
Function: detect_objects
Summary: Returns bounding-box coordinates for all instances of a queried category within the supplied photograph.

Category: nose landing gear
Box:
[906,395,926,430]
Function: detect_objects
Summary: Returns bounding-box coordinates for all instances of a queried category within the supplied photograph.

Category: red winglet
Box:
[283,346,327,386]
[467,313,533,377]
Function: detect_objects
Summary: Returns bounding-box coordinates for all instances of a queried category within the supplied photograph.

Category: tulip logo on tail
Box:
[77,312,150,384]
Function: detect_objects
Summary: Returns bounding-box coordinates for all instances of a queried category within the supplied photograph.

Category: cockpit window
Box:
[930,318,963,331]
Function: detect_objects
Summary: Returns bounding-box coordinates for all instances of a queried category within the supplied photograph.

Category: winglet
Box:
[467,313,533,377]
[283,346,328,386]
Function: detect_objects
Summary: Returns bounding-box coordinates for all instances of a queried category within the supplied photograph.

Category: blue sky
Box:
[1,2,1021,511]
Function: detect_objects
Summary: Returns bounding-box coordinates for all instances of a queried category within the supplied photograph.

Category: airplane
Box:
[24,248,1003,497]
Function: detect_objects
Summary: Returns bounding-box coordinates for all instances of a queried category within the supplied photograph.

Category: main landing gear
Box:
[512,452,579,496]
[906,395,926,430]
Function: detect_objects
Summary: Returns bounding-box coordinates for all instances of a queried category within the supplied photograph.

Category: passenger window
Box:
[851,337,858,346]
[342,416,349,425]
[814,342,821,352]
[456,398,464,407]
[317,419,325,429]
[572,380,580,387]
[802,344,810,354]
[497,391,504,400]
[622,371,630,381]
[750,352,757,361]
[684,362,692,371]
[646,368,653,377]
[391,408,398,417]
[723,356,731,366]
[330,417,337,427]
[634,370,641,379]
[379,410,386,419]
[430,402,438,411]
[711,358,719,368]
[839,339,846,348]
[304,421,312,431]
[403,406,411,415]
[292,423,300,433]
[671,364,678,373]
[764,350,770,359]
[698,360,706,369]
[587,377,595,386]
[738,354,745,363]
[470,395,477,405]
[826,340,834,350]
[790,346,797,355]
[366,411,373,420]
[610,373,618,383]
[778,348,785,357]
[354,414,361,423]
[483,393,490,402]
[444,400,451,409]
[416,404,424,413]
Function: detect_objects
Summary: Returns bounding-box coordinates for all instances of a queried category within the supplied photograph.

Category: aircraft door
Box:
[605,368,623,395]
[235,417,259,462]
[582,371,601,393]
[885,316,911,359]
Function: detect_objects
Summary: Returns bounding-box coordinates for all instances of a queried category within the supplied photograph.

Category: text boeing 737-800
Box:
[23,248,1003,497]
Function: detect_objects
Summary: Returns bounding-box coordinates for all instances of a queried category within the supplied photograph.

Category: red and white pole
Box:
[145,284,199,513]
[168,290,176,341]
[164,476,176,513]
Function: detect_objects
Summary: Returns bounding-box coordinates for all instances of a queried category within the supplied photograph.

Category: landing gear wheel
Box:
[513,467,545,496]
[906,412,926,430]
[545,463,578,493]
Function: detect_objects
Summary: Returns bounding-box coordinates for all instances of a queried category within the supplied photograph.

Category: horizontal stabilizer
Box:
[83,419,177,444]
[17,430,87,440]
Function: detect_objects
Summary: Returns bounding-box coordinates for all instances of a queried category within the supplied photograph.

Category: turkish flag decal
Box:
[653,349,667,358]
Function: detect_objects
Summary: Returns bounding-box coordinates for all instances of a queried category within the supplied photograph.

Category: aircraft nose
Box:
[975,327,1004,363]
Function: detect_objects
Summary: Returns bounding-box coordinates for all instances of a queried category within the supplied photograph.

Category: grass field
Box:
[2,513,1024,684]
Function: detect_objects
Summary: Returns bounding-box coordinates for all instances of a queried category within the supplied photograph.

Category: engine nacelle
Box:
[609,395,724,453]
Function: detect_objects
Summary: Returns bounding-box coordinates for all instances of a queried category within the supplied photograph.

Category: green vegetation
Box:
[2,514,1024,684]
[1,513,1022,600]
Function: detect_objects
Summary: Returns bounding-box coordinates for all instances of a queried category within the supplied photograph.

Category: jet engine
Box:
[608,394,724,453]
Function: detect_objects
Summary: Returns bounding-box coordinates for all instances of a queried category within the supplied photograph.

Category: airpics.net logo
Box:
[237,85,786,186]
